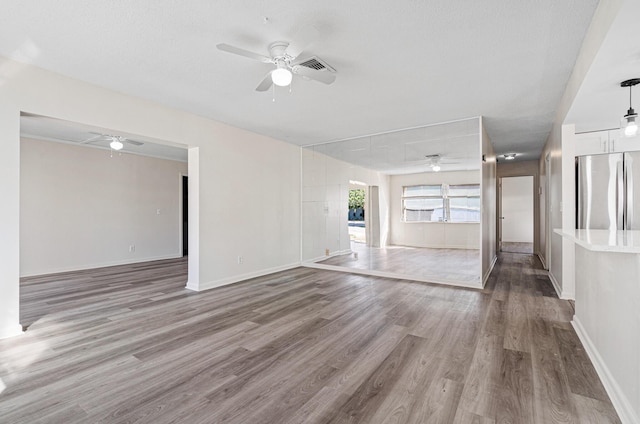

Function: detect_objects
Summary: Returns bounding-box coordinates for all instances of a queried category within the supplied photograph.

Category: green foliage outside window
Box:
[349,189,365,209]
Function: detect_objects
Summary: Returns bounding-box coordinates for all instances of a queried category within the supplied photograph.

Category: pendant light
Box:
[621,78,640,138]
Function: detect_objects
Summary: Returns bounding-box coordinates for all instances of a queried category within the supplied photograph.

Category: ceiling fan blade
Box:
[80,134,104,144]
[286,25,320,59]
[124,139,144,146]
[256,72,274,92]
[293,66,336,85]
[216,43,272,63]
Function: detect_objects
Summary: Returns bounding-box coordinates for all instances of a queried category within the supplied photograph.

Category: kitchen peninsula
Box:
[555,228,640,423]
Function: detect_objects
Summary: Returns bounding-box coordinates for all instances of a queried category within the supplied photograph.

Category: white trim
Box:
[572,317,639,424]
[19,253,184,278]
[187,262,301,292]
[305,249,353,264]
[302,262,483,289]
[537,253,547,269]
[482,255,497,287]
[0,324,23,340]
[548,270,563,298]
[547,269,574,300]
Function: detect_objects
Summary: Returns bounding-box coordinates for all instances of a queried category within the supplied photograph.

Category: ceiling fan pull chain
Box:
[272,83,276,102]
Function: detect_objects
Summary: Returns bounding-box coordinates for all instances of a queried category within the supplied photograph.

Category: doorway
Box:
[500,176,534,254]
[348,187,366,244]
[182,175,188,257]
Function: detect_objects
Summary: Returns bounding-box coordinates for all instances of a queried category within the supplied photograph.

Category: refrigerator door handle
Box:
[625,155,633,230]
[617,160,624,230]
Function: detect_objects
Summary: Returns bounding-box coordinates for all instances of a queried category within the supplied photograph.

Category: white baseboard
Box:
[20,253,184,278]
[0,323,23,340]
[188,262,301,292]
[481,255,497,288]
[546,270,574,300]
[537,253,547,269]
[305,249,353,264]
[302,262,483,290]
[548,270,563,298]
[572,317,639,424]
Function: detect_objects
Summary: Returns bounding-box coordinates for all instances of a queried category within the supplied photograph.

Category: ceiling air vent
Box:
[296,56,336,73]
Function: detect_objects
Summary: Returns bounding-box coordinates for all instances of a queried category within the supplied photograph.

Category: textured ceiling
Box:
[1,1,598,162]
[309,118,480,175]
[21,114,188,162]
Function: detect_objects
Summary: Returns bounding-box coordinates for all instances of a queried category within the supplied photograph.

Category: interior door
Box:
[500,176,534,253]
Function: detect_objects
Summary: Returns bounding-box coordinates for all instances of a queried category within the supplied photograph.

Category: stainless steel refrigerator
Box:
[576,151,640,230]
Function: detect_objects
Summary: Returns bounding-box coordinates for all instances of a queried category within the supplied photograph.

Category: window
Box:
[402,185,445,222]
[402,183,480,223]
[447,184,481,222]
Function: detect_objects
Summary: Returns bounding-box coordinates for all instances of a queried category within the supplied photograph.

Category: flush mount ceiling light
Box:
[503,153,517,160]
[431,164,441,172]
[621,78,640,137]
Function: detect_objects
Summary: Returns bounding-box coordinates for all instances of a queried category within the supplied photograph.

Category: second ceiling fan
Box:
[217,25,337,92]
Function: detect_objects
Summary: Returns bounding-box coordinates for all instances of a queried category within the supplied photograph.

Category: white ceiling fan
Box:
[425,154,461,172]
[82,132,144,151]
[217,25,336,92]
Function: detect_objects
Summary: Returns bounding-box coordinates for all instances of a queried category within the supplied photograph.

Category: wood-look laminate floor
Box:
[0,254,620,423]
[319,242,481,284]
[501,242,534,254]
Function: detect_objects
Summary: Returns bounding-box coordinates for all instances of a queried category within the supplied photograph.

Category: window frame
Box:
[401,183,480,223]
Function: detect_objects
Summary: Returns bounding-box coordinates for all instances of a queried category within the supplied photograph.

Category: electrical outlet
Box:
[237,256,243,264]
[129,245,135,253]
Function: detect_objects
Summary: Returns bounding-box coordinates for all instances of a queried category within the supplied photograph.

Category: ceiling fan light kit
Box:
[110,139,124,151]
[621,78,640,138]
[272,62,293,87]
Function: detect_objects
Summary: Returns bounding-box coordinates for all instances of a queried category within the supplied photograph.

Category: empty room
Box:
[1,1,639,423]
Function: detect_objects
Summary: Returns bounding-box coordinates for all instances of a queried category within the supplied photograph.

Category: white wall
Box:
[389,170,480,249]
[538,1,637,421]
[500,176,533,243]
[480,120,497,285]
[20,137,188,276]
[0,56,301,338]
[301,148,390,262]
[538,0,622,299]
[574,246,640,424]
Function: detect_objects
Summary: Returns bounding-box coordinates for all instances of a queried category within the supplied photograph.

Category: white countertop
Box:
[554,228,640,253]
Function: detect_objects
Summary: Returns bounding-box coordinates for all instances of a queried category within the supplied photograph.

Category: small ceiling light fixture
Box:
[621,78,640,137]
[431,164,441,172]
[503,153,517,160]
[110,137,124,151]
[271,60,293,87]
